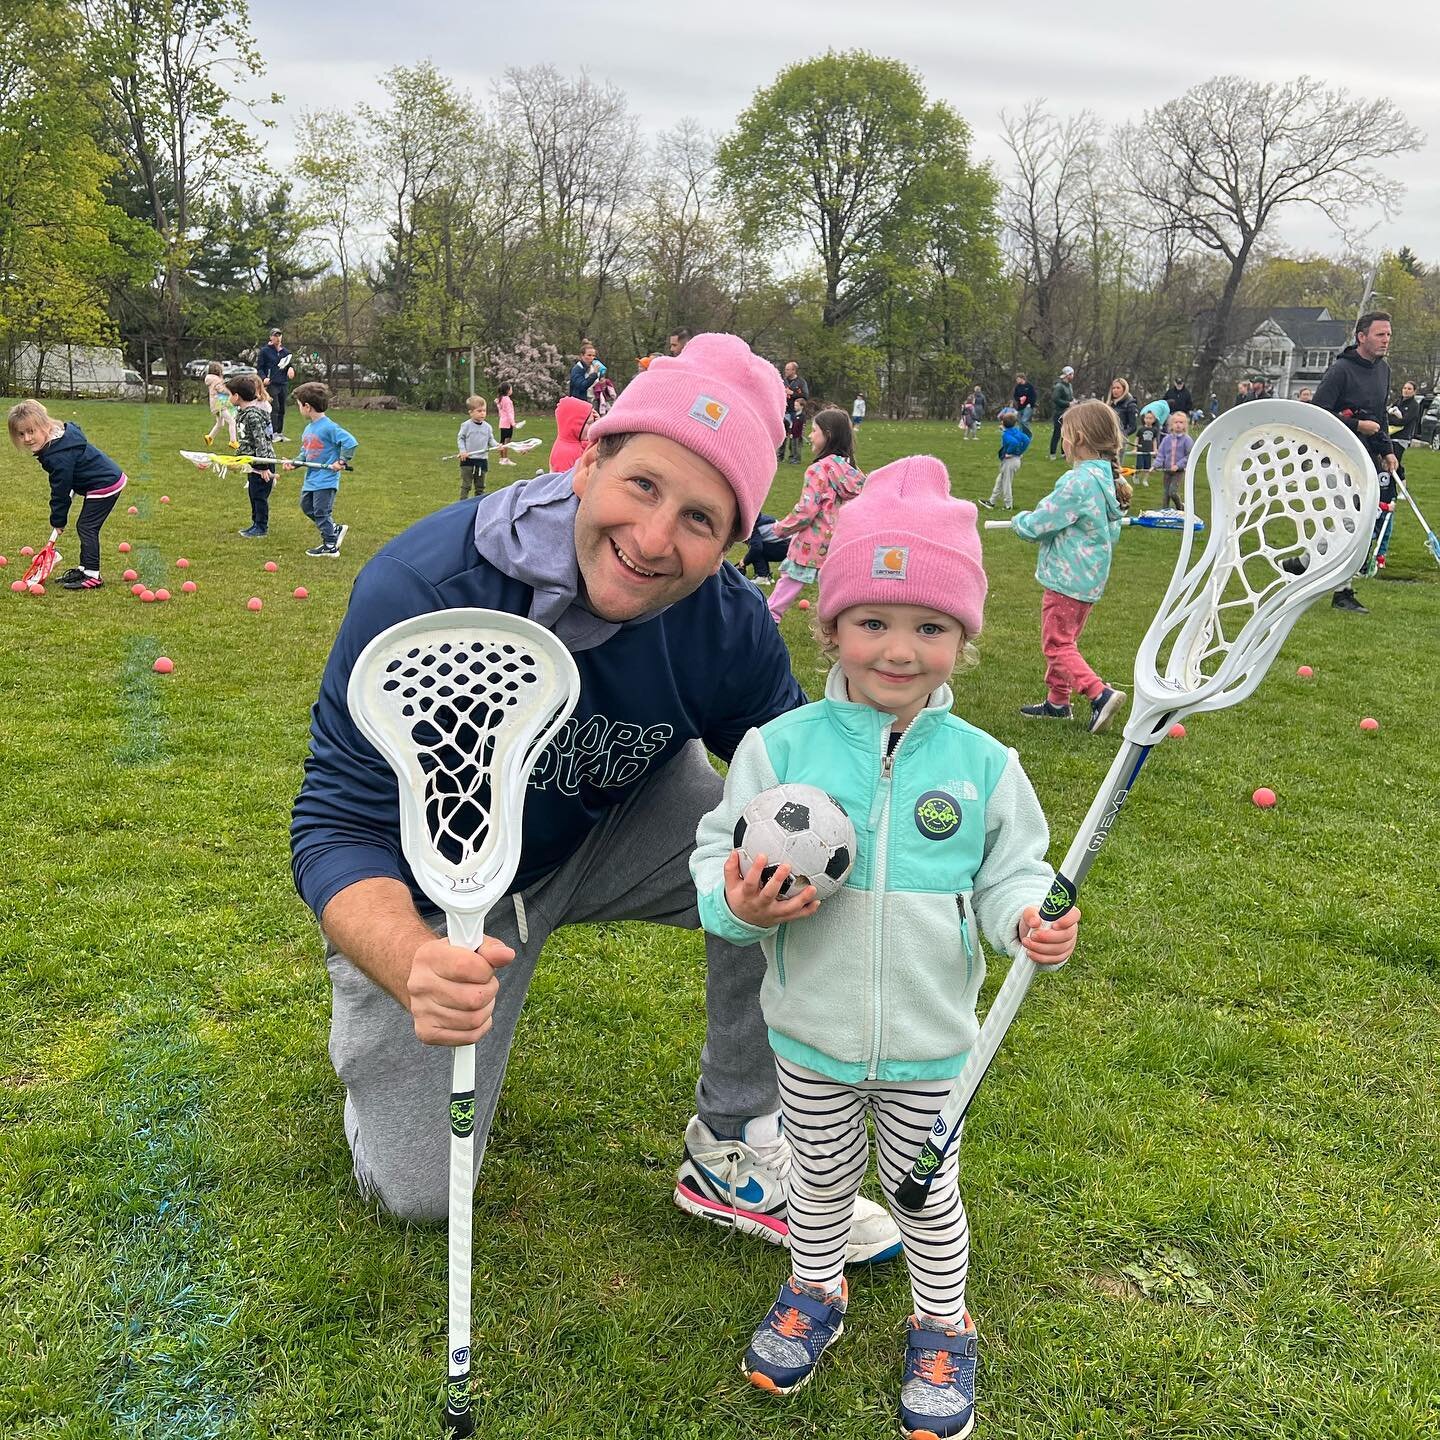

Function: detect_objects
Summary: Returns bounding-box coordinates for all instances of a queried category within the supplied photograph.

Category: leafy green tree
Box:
[81,0,272,396]
[717,52,991,334]
[0,0,155,377]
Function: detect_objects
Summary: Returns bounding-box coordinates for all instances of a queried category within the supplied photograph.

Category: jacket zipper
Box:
[775,926,786,987]
[867,736,898,1079]
[957,893,974,991]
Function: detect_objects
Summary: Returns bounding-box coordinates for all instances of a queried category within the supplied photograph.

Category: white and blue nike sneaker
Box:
[674,1114,902,1265]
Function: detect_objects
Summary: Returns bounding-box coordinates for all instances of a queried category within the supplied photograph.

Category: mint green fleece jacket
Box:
[691,668,1055,1084]
[1011,457,1124,603]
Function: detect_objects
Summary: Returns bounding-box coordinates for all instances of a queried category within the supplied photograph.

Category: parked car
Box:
[223,362,257,378]
[183,357,218,379]
[1419,395,1440,451]
[325,362,380,385]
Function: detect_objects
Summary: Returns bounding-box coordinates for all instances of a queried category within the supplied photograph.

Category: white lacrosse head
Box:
[1128,400,1378,744]
[347,610,580,944]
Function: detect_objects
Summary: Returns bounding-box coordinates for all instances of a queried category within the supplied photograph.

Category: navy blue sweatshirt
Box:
[36,423,126,530]
[290,500,806,921]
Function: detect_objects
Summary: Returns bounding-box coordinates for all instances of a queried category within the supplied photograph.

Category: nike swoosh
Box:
[698,1164,765,1206]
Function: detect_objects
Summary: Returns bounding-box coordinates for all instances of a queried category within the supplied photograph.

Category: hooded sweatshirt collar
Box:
[472,470,681,653]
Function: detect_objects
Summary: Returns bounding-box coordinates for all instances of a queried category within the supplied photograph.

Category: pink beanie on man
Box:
[819,455,987,636]
[588,333,785,537]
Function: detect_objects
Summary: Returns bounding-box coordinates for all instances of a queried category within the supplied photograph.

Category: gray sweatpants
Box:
[326,740,776,1221]
[988,455,1021,508]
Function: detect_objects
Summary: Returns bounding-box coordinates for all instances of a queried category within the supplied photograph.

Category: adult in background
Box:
[970,384,987,425]
[1389,379,1422,446]
[1108,377,1138,439]
[569,339,601,402]
[1234,380,1250,409]
[1012,371,1038,431]
[780,360,809,464]
[1163,376,1193,419]
[290,332,901,1262]
[1311,311,1399,615]
[257,327,295,442]
[668,329,692,357]
[1049,365,1075,460]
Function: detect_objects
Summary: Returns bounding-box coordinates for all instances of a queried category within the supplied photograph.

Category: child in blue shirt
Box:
[286,381,356,557]
[980,406,1031,510]
[693,456,1076,1439]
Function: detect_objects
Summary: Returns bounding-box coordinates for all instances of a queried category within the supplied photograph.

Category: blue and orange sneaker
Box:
[743,1276,847,1394]
[900,1314,978,1439]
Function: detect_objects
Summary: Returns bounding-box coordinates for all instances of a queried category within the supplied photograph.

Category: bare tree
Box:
[1118,75,1422,402]
[1000,103,1101,372]
[496,66,642,340]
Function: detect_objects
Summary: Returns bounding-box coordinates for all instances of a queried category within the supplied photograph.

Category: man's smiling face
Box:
[570,435,738,622]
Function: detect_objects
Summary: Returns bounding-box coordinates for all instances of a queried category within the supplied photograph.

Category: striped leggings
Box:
[777,1056,969,1324]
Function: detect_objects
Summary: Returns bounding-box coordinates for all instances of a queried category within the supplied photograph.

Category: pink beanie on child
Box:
[588,333,785,538]
[819,455,987,636]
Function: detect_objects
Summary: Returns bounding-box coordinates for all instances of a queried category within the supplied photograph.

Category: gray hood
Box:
[470,470,624,652]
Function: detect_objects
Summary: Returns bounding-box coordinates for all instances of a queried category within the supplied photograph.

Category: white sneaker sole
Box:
[673,1183,903,1264]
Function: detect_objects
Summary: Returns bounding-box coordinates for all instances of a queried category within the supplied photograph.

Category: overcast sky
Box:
[249,0,1438,277]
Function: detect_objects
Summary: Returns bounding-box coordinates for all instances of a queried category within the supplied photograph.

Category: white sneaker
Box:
[674,1114,902,1265]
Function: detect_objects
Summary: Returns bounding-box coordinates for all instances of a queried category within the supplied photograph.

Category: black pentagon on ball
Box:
[775,801,812,834]
[733,815,747,849]
[759,864,781,889]
[824,845,852,880]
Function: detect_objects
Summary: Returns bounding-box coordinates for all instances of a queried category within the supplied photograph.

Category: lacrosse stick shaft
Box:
[1394,478,1440,565]
[894,738,1156,1211]
[443,908,489,1437]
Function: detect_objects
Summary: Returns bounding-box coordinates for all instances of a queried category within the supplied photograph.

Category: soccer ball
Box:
[734,784,856,902]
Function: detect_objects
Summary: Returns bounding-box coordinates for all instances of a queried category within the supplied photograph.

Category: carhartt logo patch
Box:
[872,546,909,579]
[689,395,728,429]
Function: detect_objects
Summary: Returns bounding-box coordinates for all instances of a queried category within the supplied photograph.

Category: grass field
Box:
[1,398,1437,1439]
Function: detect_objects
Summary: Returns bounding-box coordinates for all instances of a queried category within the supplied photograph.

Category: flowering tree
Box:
[486,309,565,405]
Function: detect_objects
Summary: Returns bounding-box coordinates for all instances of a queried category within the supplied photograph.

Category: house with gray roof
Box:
[1225,306,1351,399]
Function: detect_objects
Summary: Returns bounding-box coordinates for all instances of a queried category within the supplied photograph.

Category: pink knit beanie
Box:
[819,455,987,636]
[588,333,784,537]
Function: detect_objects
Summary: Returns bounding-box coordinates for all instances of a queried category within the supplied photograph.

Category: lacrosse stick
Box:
[1361,502,1394,577]
[896,399,1378,1210]
[347,610,580,1436]
[178,449,348,474]
[984,511,1206,533]
[21,530,61,587]
[1394,476,1440,568]
[439,438,541,461]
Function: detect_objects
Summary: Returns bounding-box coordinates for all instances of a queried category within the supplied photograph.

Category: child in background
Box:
[960,397,977,440]
[496,382,517,465]
[286,381,356,557]
[457,395,494,500]
[851,392,866,428]
[255,373,274,439]
[1013,398,1132,733]
[767,407,865,622]
[980,406,1031,510]
[8,399,128,590]
[740,512,789,586]
[549,396,594,473]
[1134,399,1169,481]
[228,372,276,538]
[593,369,618,417]
[692,455,1077,1439]
[204,362,239,449]
[1156,411,1194,510]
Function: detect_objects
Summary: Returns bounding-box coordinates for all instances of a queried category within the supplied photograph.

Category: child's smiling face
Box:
[834,604,964,731]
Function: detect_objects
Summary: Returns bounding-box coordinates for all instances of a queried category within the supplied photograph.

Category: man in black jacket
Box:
[1163,378,1193,418]
[1311,311,1398,614]
[257,327,295,441]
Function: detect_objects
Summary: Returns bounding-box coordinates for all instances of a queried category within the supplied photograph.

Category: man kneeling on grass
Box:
[291,334,902,1262]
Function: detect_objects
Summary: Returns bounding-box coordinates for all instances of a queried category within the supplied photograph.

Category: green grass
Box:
[2,399,1437,1438]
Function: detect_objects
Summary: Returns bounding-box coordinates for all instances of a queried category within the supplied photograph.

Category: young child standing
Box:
[495,382,517,465]
[692,455,1077,1439]
[959,397,977,440]
[1155,411,1193,510]
[286,381,356,557]
[8,400,128,590]
[980,406,1030,510]
[1133,399,1169,481]
[1013,398,1132,733]
[456,395,494,500]
[204,362,239,449]
[767,407,865,622]
[228,372,276,537]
